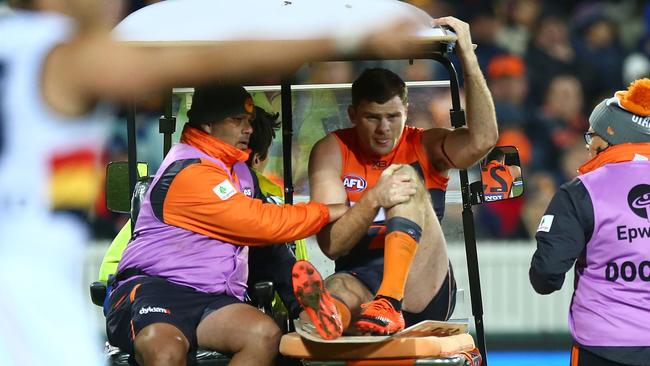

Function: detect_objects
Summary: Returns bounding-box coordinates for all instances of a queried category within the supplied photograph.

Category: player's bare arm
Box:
[421,17,498,171]
[43,16,422,117]
[509,165,522,180]
[309,135,416,259]
[309,135,370,259]
[44,37,344,116]
[325,203,348,223]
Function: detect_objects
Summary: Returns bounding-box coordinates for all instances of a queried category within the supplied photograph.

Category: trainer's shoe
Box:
[292,260,343,340]
[355,297,405,335]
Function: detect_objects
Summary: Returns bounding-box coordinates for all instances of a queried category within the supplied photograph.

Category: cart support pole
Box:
[434,54,488,365]
[281,80,294,205]
[160,89,176,157]
[127,103,137,234]
[460,170,487,365]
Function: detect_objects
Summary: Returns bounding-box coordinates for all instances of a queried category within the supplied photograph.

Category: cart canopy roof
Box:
[114,0,455,54]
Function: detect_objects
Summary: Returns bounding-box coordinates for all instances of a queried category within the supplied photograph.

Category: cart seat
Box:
[280,332,480,365]
[106,342,232,366]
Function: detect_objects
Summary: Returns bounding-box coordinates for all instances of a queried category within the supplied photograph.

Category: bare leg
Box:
[402,194,448,313]
[316,165,448,328]
[324,272,373,333]
[299,165,449,335]
[134,323,190,366]
[385,165,449,313]
[196,303,281,366]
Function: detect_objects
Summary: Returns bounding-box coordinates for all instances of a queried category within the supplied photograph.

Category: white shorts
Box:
[0,214,103,366]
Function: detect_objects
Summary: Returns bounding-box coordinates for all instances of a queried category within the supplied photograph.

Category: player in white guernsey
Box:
[0,9,109,366]
[0,1,421,364]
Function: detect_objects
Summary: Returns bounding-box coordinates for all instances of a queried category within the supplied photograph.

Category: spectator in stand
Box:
[496,0,542,56]
[487,54,529,109]
[462,6,508,75]
[572,4,626,108]
[527,75,587,180]
[560,142,590,182]
[486,53,532,167]
[623,52,650,86]
[622,5,650,103]
[525,14,581,106]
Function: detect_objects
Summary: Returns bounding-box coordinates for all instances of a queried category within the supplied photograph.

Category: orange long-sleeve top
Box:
[162,125,329,246]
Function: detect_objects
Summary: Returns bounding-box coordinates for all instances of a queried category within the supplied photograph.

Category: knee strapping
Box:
[386,217,422,242]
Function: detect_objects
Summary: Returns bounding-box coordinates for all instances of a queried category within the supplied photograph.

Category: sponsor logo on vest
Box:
[628,184,650,222]
[605,261,650,282]
[631,115,650,128]
[617,185,650,242]
[343,174,367,192]
[537,215,554,233]
[607,185,650,281]
[616,225,650,243]
[139,306,171,315]
[213,180,237,200]
[242,187,253,197]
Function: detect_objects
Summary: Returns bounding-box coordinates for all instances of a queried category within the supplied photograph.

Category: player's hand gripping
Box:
[369,164,417,209]
[433,16,474,58]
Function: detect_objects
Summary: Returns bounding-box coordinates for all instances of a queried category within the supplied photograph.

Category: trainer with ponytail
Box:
[530,79,650,366]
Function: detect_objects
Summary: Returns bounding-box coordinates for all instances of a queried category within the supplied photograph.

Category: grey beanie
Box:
[589,97,650,145]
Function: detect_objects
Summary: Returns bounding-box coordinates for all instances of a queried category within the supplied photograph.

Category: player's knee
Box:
[245,316,282,350]
[135,333,187,366]
[395,165,426,197]
[134,324,189,365]
[395,164,417,180]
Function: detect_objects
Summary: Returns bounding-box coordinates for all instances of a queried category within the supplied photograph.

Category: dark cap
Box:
[187,85,254,126]
[589,79,650,145]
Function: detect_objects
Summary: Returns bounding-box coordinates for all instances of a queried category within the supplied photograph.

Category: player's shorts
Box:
[106,276,242,355]
[338,257,456,326]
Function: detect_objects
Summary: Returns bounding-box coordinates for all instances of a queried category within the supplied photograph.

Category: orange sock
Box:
[332,297,351,330]
[376,231,418,301]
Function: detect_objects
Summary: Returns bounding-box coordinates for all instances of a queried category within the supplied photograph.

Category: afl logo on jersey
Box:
[343,174,367,192]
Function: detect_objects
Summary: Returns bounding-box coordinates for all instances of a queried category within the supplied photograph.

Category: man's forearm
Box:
[77,38,338,102]
[461,53,498,155]
[317,192,379,260]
